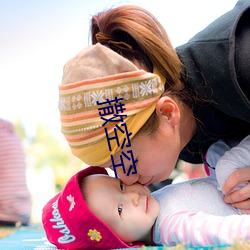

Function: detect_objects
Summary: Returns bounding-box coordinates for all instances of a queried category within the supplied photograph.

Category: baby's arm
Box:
[159,210,250,247]
[215,135,250,193]
[205,139,231,178]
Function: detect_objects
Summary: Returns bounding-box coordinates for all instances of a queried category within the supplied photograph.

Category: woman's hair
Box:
[90,5,193,135]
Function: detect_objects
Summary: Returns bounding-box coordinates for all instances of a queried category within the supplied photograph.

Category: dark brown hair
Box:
[90,5,193,135]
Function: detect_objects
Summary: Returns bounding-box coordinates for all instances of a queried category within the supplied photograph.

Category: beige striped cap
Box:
[59,43,164,165]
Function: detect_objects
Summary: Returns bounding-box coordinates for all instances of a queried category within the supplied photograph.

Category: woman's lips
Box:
[143,177,154,186]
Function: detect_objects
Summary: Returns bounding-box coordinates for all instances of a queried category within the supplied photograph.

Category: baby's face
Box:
[84,174,160,243]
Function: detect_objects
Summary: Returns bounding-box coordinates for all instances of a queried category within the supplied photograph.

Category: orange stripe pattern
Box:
[59,70,164,148]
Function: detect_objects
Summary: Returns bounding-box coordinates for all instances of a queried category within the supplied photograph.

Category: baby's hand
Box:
[223,166,250,214]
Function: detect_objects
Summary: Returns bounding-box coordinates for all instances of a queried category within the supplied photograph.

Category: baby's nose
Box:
[126,191,140,206]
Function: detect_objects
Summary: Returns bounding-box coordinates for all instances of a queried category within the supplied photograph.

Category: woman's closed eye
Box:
[118,180,124,216]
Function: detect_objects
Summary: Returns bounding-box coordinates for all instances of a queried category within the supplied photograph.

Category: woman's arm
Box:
[206,135,250,212]
[215,135,250,192]
[216,135,250,212]
[223,166,250,213]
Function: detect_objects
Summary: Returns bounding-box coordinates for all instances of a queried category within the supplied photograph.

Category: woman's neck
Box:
[179,103,197,149]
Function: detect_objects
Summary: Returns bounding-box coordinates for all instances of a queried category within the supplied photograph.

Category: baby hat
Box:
[42,166,141,249]
[59,43,165,166]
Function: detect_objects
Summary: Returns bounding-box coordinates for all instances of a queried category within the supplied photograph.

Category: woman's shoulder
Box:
[176,0,250,123]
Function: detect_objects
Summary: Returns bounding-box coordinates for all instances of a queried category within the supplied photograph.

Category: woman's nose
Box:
[119,172,139,185]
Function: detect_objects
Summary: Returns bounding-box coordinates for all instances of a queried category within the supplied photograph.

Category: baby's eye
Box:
[118,204,123,216]
[120,180,124,191]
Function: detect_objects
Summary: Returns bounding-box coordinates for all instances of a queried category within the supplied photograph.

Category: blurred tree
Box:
[14,118,26,139]
[14,120,85,191]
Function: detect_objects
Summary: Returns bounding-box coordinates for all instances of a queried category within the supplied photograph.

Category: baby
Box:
[42,135,250,249]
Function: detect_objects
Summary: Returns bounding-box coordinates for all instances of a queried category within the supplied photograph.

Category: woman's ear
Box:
[156,96,180,126]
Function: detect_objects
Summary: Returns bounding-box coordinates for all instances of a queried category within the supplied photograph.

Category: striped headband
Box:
[59,43,165,166]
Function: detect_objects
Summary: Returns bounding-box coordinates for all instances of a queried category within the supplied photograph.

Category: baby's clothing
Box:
[152,135,250,246]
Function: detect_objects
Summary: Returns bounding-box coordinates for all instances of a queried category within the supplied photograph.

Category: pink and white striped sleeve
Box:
[0,119,31,224]
[160,210,250,246]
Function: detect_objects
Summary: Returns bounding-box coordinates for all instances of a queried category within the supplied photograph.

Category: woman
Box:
[59,1,250,211]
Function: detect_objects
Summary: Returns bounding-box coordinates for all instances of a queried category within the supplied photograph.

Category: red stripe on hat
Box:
[59,70,147,90]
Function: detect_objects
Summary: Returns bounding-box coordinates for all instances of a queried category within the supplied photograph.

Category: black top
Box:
[176,0,250,164]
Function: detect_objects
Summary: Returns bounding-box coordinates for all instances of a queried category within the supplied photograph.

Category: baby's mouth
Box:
[146,196,149,213]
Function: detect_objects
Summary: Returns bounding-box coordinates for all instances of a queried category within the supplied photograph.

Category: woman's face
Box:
[100,116,182,186]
